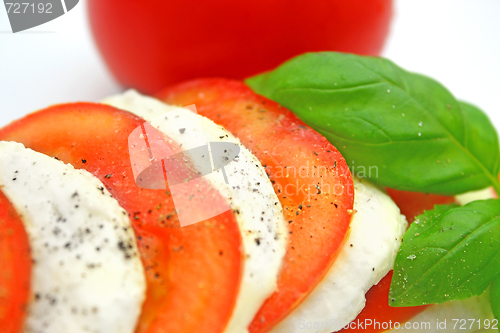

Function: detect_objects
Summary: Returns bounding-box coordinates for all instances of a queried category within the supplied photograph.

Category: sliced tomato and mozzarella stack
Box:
[0,86,352,333]
[0,81,358,332]
[0,78,492,333]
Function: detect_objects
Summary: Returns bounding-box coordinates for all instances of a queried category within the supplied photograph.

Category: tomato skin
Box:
[159,78,354,332]
[0,189,32,333]
[0,103,243,333]
[88,0,392,94]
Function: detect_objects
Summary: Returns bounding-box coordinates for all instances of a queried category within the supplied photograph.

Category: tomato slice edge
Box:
[0,189,32,333]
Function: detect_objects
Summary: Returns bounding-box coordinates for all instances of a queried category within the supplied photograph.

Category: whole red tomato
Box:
[88,0,392,94]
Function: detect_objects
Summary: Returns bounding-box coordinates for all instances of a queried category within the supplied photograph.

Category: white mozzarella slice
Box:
[269,177,407,333]
[103,90,288,333]
[456,186,496,205]
[0,141,146,333]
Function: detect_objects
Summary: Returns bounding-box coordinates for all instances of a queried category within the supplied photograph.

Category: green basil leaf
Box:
[389,200,500,307]
[246,52,500,195]
[491,278,500,323]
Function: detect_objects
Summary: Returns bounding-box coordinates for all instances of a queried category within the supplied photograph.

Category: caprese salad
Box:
[0,52,498,333]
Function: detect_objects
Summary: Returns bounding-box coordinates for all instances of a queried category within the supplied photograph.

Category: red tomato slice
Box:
[158,78,354,333]
[341,271,428,332]
[386,189,456,224]
[0,103,243,333]
[0,189,31,333]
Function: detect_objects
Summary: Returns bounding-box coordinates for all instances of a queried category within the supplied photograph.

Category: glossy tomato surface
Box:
[88,0,392,94]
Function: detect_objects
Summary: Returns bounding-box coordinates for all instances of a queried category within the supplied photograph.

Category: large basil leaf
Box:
[389,200,500,306]
[246,52,500,195]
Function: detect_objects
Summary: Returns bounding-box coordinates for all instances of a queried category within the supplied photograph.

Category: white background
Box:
[1,0,499,128]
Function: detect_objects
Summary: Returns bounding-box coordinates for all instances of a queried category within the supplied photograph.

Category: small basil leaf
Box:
[491,278,500,323]
[246,52,500,195]
[389,200,500,307]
